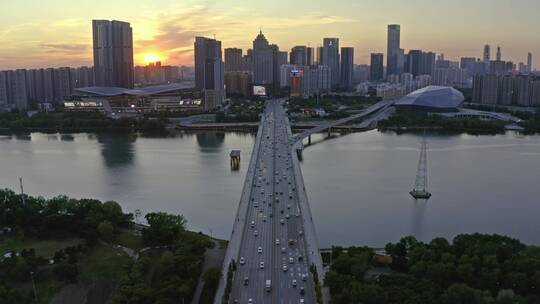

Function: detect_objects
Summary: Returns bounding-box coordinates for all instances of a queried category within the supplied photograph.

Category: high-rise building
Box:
[194,36,224,110]
[306,47,315,66]
[370,53,384,81]
[321,38,340,88]
[92,20,134,88]
[316,46,323,65]
[225,48,243,72]
[528,52,533,73]
[340,47,354,91]
[271,44,288,95]
[53,68,73,102]
[496,46,502,61]
[290,46,308,66]
[0,70,28,111]
[406,50,435,77]
[252,31,274,86]
[387,24,402,76]
[0,72,8,108]
[225,71,253,97]
[483,44,491,72]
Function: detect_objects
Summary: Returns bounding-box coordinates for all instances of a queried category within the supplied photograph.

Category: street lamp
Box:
[30,271,38,302]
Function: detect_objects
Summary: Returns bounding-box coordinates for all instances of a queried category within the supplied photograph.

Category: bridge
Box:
[215,99,392,304]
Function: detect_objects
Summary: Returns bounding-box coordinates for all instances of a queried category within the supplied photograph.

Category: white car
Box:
[292,279,297,287]
[282,265,288,272]
[275,239,280,245]
[250,221,255,228]
[240,257,245,265]
[258,246,263,254]
[289,257,294,264]
[281,247,286,253]
[248,299,253,304]
[280,219,285,225]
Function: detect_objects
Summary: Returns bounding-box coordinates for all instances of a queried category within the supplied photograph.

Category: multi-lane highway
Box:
[215,98,393,304]
[224,99,316,304]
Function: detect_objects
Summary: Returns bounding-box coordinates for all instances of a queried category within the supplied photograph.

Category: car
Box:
[250,221,255,228]
[258,246,263,254]
[280,210,284,214]
[254,230,258,237]
[263,216,267,222]
[286,214,290,219]
[287,204,291,209]
[248,298,253,304]
[300,299,304,303]
[243,277,249,286]
[299,230,303,236]
[240,257,245,265]
[281,247,286,253]
[300,287,305,295]
[298,256,303,262]
[280,219,285,225]
[260,261,265,269]
[282,265,288,272]
[292,279,297,287]
[289,257,294,264]
[302,274,307,281]
[275,239,280,245]
[289,239,295,246]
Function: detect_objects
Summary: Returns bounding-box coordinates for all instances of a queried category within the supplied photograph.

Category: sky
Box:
[1,0,539,70]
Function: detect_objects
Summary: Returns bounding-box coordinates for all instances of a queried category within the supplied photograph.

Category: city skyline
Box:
[1,0,539,70]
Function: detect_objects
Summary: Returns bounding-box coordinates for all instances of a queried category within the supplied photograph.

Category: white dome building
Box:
[395,86,465,112]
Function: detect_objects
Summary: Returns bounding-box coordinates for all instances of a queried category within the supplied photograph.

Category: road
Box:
[224,99,317,304]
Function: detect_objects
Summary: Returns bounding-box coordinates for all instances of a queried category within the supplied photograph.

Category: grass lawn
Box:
[0,236,83,258]
[77,243,132,284]
[114,231,144,251]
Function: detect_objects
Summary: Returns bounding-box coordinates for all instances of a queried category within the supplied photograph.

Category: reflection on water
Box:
[0,130,539,247]
[410,200,427,240]
[97,133,136,168]
[196,132,225,150]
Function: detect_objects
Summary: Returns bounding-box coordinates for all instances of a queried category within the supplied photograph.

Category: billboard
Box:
[253,85,267,96]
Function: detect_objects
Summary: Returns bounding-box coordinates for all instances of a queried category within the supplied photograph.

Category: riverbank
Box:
[0,111,168,133]
[0,188,222,304]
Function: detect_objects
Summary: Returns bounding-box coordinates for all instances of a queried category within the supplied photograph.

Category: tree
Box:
[203,267,221,291]
[143,212,186,246]
[98,220,114,242]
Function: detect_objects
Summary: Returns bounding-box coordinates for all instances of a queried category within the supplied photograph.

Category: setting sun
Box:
[142,53,162,64]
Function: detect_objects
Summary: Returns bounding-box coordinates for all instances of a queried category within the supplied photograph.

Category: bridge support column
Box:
[327,127,331,138]
[308,135,311,145]
[230,150,240,171]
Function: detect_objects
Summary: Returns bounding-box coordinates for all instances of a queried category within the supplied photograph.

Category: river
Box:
[1,130,539,247]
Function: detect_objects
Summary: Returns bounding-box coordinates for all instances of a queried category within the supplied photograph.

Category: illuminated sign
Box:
[253,85,267,96]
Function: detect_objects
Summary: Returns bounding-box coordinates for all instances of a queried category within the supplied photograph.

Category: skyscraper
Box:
[406,50,436,77]
[340,47,354,91]
[528,52,533,73]
[271,44,288,95]
[194,36,224,110]
[483,44,491,72]
[92,20,134,88]
[370,53,384,81]
[252,31,274,86]
[225,48,243,72]
[321,38,340,88]
[496,45,502,61]
[290,46,308,66]
[306,47,315,66]
[387,24,402,76]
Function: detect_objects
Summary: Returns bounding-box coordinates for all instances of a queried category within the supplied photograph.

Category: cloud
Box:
[133,5,355,65]
[41,43,90,53]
